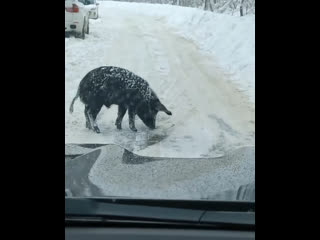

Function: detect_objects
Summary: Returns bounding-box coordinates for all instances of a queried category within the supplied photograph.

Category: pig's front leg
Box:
[115,104,127,130]
[128,107,137,132]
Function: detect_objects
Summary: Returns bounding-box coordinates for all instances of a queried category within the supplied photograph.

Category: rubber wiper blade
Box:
[66,198,202,223]
[65,198,255,228]
[200,211,255,226]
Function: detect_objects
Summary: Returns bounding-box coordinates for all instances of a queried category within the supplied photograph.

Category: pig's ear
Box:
[155,101,172,115]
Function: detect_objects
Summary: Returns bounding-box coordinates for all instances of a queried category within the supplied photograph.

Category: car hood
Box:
[65,144,255,201]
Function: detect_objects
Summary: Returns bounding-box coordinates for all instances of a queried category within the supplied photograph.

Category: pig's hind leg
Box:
[85,104,103,133]
[84,107,92,130]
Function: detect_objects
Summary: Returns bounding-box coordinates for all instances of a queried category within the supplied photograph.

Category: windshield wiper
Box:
[65,198,254,230]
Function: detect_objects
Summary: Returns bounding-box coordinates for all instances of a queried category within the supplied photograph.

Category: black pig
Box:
[69,66,172,133]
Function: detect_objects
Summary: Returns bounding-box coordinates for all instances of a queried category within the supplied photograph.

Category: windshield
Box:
[85,0,95,4]
[65,0,255,202]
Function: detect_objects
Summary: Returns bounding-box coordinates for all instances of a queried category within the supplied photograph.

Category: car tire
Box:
[80,19,86,40]
[75,27,85,39]
[86,20,89,34]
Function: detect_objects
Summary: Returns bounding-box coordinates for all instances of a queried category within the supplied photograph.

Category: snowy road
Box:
[65,2,255,158]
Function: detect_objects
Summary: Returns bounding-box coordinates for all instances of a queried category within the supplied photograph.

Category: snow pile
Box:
[100,0,255,17]
[104,1,255,102]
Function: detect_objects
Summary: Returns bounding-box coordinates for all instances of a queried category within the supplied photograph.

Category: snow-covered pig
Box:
[69,66,172,133]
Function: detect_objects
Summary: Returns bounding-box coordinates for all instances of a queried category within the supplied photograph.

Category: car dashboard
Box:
[66,227,254,240]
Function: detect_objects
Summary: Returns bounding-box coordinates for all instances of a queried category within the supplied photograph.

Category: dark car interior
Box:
[65,197,255,240]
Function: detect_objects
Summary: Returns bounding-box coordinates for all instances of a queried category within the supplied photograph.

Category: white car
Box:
[65,0,90,39]
[84,0,99,19]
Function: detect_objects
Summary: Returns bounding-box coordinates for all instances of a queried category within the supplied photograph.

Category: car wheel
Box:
[86,20,89,34]
[80,22,85,39]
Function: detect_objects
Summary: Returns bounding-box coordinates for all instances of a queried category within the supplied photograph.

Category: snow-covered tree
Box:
[101,0,255,16]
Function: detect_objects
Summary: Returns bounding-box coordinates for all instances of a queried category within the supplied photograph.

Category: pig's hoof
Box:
[86,122,92,129]
[93,127,101,133]
[130,127,137,132]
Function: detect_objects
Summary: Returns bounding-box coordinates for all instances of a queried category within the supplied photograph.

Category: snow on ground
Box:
[105,1,255,102]
[65,1,255,159]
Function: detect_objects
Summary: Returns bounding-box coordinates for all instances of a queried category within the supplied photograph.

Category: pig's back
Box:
[79,66,156,102]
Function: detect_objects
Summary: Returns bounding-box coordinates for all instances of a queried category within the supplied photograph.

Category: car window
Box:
[65,0,255,202]
[84,0,95,5]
